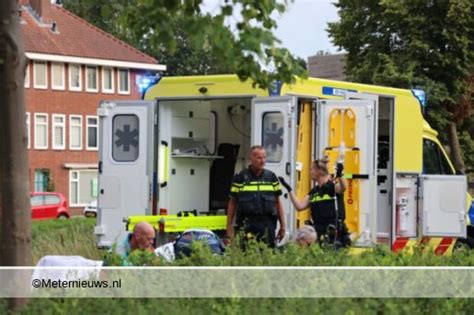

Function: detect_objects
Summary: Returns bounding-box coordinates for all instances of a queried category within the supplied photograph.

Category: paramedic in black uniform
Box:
[226,145,286,248]
[279,157,351,247]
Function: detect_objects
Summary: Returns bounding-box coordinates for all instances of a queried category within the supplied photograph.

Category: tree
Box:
[108,0,306,88]
[135,14,235,76]
[0,0,32,310]
[328,0,474,173]
[62,0,131,40]
[63,0,306,85]
[63,0,233,75]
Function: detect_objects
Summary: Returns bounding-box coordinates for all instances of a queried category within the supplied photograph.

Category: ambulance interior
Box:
[313,95,395,245]
[158,95,396,244]
[158,98,254,217]
[376,96,395,244]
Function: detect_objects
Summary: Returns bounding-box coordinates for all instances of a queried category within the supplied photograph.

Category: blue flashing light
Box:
[469,200,474,226]
[136,74,161,94]
[411,89,426,107]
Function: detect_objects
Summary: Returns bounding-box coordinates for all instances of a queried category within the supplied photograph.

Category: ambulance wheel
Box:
[454,236,474,250]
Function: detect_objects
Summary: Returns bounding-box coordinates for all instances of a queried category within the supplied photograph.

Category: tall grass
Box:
[31,218,103,264]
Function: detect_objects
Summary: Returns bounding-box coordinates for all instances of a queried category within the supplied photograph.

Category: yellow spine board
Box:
[324,108,360,234]
[328,109,342,147]
[296,102,312,227]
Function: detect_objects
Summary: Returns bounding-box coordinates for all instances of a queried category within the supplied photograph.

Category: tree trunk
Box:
[447,122,465,174]
[0,0,32,310]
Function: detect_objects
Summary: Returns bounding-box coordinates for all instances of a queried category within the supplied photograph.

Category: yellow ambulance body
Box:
[97,74,469,254]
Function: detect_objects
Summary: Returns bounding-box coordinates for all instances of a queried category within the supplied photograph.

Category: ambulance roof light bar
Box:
[411,89,426,107]
[137,73,162,98]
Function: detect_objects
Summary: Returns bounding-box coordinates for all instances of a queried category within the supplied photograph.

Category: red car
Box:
[31,192,70,220]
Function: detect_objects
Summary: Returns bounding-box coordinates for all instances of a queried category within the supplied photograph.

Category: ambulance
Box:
[95,74,470,254]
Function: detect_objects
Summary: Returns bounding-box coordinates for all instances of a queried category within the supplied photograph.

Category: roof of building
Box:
[21,2,164,70]
[307,53,346,81]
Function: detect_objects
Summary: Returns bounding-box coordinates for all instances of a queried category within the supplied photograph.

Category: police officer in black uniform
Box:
[226,145,286,248]
[279,158,351,247]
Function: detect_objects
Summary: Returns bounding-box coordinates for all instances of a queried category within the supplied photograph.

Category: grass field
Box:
[1,218,473,314]
[31,218,102,264]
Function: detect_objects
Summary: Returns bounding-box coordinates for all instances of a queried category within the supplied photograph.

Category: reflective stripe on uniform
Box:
[272,181,281,190]
[309,194,333,203]
[241,185,276,192]
[230,186,240,193]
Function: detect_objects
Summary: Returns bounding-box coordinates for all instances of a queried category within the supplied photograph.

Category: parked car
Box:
[31,192,70,220]
[83,200,97,218]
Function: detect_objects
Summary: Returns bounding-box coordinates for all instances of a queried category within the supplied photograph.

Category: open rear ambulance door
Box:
[251,96,298,235]
[95,100,155,248]
[315,99,378,246]
[419,175,467,238]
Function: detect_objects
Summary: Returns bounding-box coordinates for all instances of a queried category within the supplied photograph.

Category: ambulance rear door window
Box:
[262,112,284,163]
[112,114,139,162]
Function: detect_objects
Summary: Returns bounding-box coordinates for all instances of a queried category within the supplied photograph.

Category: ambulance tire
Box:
[454,236,474,250]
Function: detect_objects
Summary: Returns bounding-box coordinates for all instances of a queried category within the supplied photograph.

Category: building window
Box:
[86,116,98,150]
[118,69,130,94]
[34,169,50,192]
[69,170,98,206]
[33,61,47,89]
[86,66,98,92]
[102,67,114,93]
[26,112,30,149]
[69,115,83,150]
[24,63,30,88]
[69,64,82,91]
[52,114,66,150]
[34,113,48,149]
[51,63,65,90]
[70,171,79,205]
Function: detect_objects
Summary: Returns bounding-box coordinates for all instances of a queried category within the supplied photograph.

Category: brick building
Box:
[21,0,165,215]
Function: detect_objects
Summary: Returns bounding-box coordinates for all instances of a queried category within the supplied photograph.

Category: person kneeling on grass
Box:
[294,225,317,247]
[114,221,156,266]
[276,225,317,251]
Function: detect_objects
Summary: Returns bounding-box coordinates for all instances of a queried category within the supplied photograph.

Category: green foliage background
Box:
[328,0,474,172]
[62,0,307,87]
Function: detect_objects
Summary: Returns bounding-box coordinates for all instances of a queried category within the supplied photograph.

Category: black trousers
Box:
[314,221,351,247]
[237,217,277,248]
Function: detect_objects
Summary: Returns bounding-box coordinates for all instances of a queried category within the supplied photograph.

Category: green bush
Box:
[3,297,474,315]
[15,218,473,314]
[31,218,474,267]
